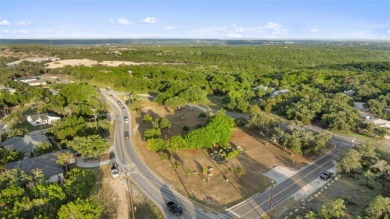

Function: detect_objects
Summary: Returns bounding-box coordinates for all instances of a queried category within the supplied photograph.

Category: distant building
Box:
[26,80,48,86]
[14,76,38,83]
[26,113,61,126]
[0,85,16,94]
[343,89,356,97]
[1,130,51,156]
[270,89,290,98]
[6,151,66,183]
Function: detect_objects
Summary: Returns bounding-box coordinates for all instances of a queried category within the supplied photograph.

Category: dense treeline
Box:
[1,44,389,133]
[146,110,234,152]
[0,168,101,218]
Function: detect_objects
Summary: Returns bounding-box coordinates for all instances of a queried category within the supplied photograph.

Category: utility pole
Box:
[268,181,275,219]
[91,108,98,130]
[122,163,136,219]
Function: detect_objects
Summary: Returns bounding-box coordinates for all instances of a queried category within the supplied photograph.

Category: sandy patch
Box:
[291,166,337,200]
[45,59,179,69]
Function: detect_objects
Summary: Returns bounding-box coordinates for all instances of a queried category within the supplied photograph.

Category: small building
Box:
[343,89,356,97]
[270,89,290,98]
[26,80,48,86]
[1,130,51,156]
[0,85,16,94]
[27,113,61,126]
[6,151,65,183]
[14,76,38,83]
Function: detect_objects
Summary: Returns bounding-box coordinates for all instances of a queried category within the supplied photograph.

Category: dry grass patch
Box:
[132,100,311,209]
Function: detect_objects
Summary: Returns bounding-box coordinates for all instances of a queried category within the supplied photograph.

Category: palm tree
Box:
[31,168,45,183]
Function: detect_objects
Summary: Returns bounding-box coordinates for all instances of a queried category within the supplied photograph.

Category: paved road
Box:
[105,94,385,219]
[103,92,228,219]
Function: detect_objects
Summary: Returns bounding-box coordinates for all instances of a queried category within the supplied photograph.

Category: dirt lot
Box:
[44,59,176,69]
[272,174,387,218]
[131,100,311,209]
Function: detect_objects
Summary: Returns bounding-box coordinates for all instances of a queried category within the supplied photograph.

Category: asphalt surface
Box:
[103,92,229,219]
[103,93,383,219]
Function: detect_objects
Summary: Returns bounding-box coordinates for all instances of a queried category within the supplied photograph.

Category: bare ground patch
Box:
[45,59,179,69]
[131,100,311,209]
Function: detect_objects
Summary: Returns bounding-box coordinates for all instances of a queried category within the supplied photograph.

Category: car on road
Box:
[166,201,183,216]
[124,131,129,139]
[124,116,129,123]
[320,171,333,181]
[110,162,119,178]
[122,106,126,111]
[118,100,121,105]
[109,94,113,97]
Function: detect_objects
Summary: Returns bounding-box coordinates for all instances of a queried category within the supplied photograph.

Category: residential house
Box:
[343,89,356,97]
[6,151,67,183]
[270,89,290,98]
[14,76,38,83]
[26,80,48,86]
[27,113,61,126]
[1,130,51,156]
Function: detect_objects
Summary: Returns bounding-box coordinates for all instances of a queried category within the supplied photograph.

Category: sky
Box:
[0,0,389,40]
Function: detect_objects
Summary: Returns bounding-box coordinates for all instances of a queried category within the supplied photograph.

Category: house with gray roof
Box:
[1,130,51,156]
[6,151,65,183]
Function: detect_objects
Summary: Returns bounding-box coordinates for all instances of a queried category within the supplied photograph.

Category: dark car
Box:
[109,94,113,97]
[117,100,121,105]
[320,171,333,181]
[124,131,129,139]
[167,201,183,216]
[122,106,126,111]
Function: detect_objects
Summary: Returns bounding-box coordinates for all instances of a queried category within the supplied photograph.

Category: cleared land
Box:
[45,59,178,68]
[131,99,311,209]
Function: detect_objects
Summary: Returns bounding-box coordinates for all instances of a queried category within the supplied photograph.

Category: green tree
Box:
[159,117,171,129]
[56,151,74,171]
[146,138,166,152]
[364,196,390,219]
[67,135,108,158]
[185,168,192,179]
[34,142,55,156]
[172,161,181,170]
[144,128,162,140]
[167,135,187,151]
[0,147,24,165]
[64,168,96,199]
[143,114,153,122]
[0,184,24,204]
[159,153,168,162]
[318,198,347,219]
[340,149,362,173]
[57,198,102,219]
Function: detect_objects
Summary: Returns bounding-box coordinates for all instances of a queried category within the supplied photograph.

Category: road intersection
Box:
[103,92,368,219]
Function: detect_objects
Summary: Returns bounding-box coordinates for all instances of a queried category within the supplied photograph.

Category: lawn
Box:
[132,99,311,210]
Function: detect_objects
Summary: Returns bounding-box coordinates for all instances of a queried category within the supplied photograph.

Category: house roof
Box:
[14,76,37,81]
[1,131,51,154]
[29,113,50,122]
[6,152,63,176]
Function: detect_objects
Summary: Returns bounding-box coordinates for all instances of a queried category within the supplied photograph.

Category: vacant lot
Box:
[131,100,311,209]
[45,59,177,69]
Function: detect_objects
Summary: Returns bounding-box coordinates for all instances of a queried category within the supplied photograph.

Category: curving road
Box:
[103,92,380,219]
[103,92,229,219]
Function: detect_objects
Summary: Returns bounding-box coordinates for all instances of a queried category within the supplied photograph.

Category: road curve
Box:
[103,92,228,219]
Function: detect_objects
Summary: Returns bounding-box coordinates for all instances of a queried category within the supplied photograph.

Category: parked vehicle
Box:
[118,100,121,105]
[166,201,183,216]
[124,116,129,123]
[124,131,129,139]
[320,171,333,181]
[110,162,119,178]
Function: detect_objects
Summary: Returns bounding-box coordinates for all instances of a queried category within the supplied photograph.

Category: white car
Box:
[124,116,129,123]
[111,162,119,178]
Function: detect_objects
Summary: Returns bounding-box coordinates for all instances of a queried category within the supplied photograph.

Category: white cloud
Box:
[227,33,243,38]
[142,17,157,24]
[387,30,390,34]
[12,29,29,34]
[16,21,32,26]
[3,30,10,33]
[264,22,286,34]
[310,28,320,33]
[165,25,175,30]
[117,18,132,25]
[0,19,10,26]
